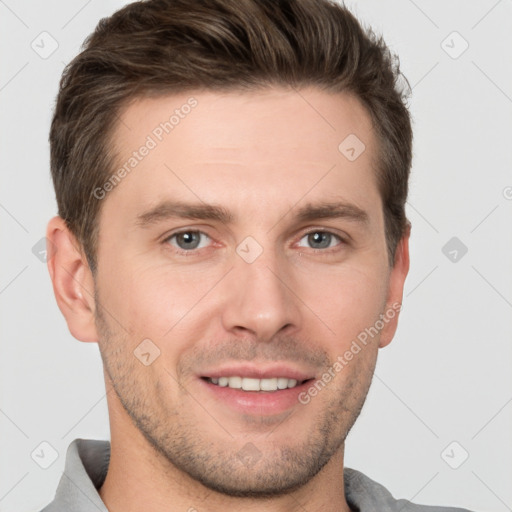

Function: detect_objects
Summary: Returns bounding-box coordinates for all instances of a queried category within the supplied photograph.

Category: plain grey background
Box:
[1,1,511,511]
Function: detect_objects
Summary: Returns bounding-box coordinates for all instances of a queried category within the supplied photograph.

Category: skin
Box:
[47,87,410,512]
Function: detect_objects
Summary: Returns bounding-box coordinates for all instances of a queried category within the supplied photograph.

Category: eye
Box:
[297,231,343,250]
[166,230,211,251]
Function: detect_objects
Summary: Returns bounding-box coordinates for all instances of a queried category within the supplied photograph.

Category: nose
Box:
[220,250,301,342]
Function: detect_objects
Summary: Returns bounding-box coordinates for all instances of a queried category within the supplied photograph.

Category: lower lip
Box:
[199,378,312,415]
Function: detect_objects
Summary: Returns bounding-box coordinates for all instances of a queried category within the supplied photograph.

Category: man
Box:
[42,0,474,510]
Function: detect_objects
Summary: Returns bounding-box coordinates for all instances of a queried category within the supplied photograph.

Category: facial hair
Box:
[95,299,378,498]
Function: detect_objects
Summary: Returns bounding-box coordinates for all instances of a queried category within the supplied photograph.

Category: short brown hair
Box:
[50,0,412,272]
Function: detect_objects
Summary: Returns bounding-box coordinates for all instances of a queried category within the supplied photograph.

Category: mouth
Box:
[196,365,316,416]
[202,376,310,392]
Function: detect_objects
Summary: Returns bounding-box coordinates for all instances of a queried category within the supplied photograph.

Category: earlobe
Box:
[46,216,99,343]
[378,223,411,348]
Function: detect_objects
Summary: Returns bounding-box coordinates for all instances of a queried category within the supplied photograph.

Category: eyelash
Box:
[163,228,346,255]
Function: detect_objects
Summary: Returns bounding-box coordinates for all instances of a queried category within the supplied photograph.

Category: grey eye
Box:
[168,231,210,250]
[298,231,341,250]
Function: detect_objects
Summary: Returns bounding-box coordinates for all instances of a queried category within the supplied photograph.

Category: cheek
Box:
[97,261,223,344]
[296,264,388,348]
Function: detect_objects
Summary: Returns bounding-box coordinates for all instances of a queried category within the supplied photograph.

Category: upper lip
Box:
[199,363,315,382]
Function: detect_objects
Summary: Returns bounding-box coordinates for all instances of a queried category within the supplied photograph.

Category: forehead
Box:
[104,87,380,226]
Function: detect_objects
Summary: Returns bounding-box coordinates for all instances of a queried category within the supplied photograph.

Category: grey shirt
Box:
[40,439,474,512]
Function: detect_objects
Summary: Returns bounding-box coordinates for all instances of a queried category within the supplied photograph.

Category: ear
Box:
[378,222,411,348]
[46,216,99,342]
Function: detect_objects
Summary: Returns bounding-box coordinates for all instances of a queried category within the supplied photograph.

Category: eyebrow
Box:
[135,199,369,228]
[136,200,233,226]
[294,201,369,225]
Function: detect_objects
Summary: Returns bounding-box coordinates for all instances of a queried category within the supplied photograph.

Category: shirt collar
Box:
[49,438,110,512]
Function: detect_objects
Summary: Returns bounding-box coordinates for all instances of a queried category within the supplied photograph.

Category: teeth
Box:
[242,377,260,391]
[208,376,302,391]
[229,376,242,388]
[260,378,277,391]
[287,379,297,388]
[277,377,289,390]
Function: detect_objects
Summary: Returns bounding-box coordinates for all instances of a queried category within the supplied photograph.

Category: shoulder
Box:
[344,468,476,512]
[37,438,110,512]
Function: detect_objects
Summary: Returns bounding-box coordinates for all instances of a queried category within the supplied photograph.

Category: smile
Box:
[205,376,307,391]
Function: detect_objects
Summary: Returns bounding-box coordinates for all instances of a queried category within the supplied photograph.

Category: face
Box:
[91,87,407,496]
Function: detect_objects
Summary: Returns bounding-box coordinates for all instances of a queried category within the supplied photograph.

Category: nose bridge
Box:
[220,242,301,340]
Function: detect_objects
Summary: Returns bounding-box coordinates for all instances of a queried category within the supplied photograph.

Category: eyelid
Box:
[162,228,214,252]
[295,227,348,245]
[161,226,211,242]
